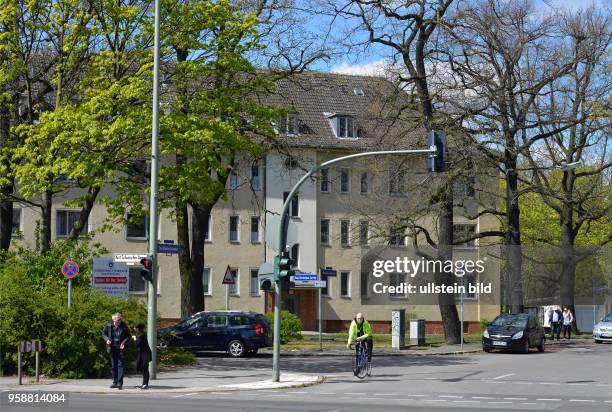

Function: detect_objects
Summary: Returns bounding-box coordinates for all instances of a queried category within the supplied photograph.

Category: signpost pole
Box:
[225,285,230,310]
[17,345,21,385]
[35,351,40,383]
[67,279,72,310]
[318,270,322,351]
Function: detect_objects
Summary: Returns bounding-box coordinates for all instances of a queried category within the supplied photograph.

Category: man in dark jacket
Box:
[102,312,131,389]
[548,306,563,341]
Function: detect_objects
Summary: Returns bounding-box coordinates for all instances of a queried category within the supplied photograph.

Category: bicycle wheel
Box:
[355,348,368,379]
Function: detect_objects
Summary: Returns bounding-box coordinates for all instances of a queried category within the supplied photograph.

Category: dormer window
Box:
[353,88,364,96]
[332,115,358,139]
[279,112,299,135]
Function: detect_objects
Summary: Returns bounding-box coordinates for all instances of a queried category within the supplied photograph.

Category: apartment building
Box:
[10,72,501,332]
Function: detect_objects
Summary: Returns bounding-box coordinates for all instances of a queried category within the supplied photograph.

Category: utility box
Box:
[391,309,406,349]
[410,319,426,346]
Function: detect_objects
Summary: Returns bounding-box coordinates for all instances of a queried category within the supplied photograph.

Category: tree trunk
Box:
[188,204,211,314]
[176,199,195,318]
[0,101,12,251]
[505,157,523,313]
[438,183,461,344]
[67,186,101,241]
[40,188,53,254]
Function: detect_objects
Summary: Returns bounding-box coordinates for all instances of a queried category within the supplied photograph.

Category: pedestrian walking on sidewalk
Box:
[549,306,562,341]
[133,323,152,389]
[562,307,574,340]
[102,312,131,390]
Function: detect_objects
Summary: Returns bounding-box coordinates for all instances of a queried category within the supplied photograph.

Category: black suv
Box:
[482,313,545,353]
[159,311,272,357]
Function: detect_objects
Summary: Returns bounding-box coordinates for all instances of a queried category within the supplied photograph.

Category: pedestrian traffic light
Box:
[259,274,274,291]
[140,256,154,283]
[280,275,295,293]
[427,129,446,173]
[274,252,295,281]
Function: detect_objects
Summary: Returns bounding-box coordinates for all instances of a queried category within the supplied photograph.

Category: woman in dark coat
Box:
[133,323,152,389]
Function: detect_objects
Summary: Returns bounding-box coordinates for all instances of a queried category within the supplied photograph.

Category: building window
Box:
[320,219,330,245]
[12,207,22,236]
[389,227,406,246]
[291,244,299,268]
[126,213,148,240]
[229,170,239,190]
[321,275,331,297]
[251,164,261,191]
[359,220,369,245]
[250,268,260,296]
[360,172,368,194]
[204,214,212,242]
[203,268,212,295]
[229,216,239,242]
[284,157,299,170]
[283,191,299,217]
[389,273,407,298]
[389,169,405,195]
[453,224,476,248]
[335,115,358,138]
[56,210,87,238]
[320,168,330,192]
[250,216,260,243]
[340,220,350,246]
[360,271,369,298]
[340,271,350,297]
[128,267,146,293]
[453,177,476,198]
[279,112,299,135]
[340,169,350,193]
[229,268,239,296]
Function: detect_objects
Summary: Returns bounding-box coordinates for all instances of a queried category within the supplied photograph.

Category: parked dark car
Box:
[158,311,272,357]
[482,313,545,353]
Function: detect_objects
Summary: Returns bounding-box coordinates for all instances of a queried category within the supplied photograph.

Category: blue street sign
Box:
[294,274,318,281]
[320,268,337,277]
[158,243,180,253]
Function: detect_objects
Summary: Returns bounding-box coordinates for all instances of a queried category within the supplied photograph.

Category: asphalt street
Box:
[2,341,611,412]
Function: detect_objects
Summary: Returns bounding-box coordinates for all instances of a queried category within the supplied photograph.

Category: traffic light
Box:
[274,252,295,281]
[427,129,446,173]
[140,256,154,283]
[259,274,274,291]
[280,275,295,293]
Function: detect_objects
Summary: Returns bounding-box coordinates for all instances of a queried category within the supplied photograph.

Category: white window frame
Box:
[125,213,148,241]
[280,112,299,135]
[283,191,300,218]
[203,267,213,296]
[334,115,358,139]
[340,169,350,194]
[340,271,351,298]
[389,169,405,196]
[229,170,239,190]
[359,220,369,245]
[204,214,212,242]
[360,172,369,195]
[320,168,330,193]
[453,223,477,248]
[321,275,332,297]
[228,268,240,296]
[55,209,88,238]
[389,227,406,247]
[229,215,240,243]
[12,206,22,237]
[340,220,351,246]
[251,163,261,191]
[320,219,330,245]
[250,216,261,243]
[249,268,260,296]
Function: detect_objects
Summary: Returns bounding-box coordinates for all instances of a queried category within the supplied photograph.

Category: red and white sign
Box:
[61,261,79,279]
[222,265,235,285]
[18,341,31,353]
[32,340,42,352]
[91,258,129,299]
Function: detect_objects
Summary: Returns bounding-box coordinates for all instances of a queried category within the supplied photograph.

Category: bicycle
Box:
[350,340,372,379]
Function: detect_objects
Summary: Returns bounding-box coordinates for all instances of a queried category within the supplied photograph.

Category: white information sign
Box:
[92,258,129,299]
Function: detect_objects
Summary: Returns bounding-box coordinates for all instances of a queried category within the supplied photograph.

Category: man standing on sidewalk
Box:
[102,313,131,390]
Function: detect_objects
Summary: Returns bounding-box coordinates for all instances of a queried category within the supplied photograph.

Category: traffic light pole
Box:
[272,147,436,382]
[147,0,161,381]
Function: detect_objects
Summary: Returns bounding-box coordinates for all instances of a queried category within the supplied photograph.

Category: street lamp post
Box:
[147,0,161,380]
[272,148,437,382]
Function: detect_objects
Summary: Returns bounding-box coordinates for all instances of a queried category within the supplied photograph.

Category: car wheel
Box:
[537,338,545,352]
[595,339,602,344]
[522,340,529,354]
[483,347,491,353]
[227,340,246,358]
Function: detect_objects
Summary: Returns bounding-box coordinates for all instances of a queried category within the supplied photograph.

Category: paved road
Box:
[2,342,611,411]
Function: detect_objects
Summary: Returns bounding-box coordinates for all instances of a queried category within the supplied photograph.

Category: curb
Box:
[0,375,326,395]
[261,348,483,357]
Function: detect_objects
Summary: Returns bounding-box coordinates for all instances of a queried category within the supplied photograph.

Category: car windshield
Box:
[603,314,612,322]
[491,315,528,328]
[178,315,201,329]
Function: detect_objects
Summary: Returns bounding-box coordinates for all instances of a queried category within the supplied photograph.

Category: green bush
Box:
[479,318,491,332]
[0,242,147,378]
[158,347,197,368]
[266,310,302,344]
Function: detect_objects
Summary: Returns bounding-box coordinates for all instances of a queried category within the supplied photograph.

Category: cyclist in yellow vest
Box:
[347,312,373,361]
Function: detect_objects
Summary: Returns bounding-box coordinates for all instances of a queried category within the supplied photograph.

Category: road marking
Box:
[343,393,363,395]
[539,382,560,385]
[410,395,427,397]
[568,383,588,386]
[488,401,512,404]
[172,392,198,398]
[596,384,612,387]
[472,396,495,399]
[604,400,612,403]
[260,390,279,393]
[439,395,464,398]
[454,400,480,403]
[504,397,527,400]
[316,392,336,395]
[266,394,289,397]
[512,381,531,385]
[209,392,232,395]
[569,399,595,402]
[423,399,447,402]
[521,403,538,405]
[536,398,561,401]
[493,373,515,380]
[286,391,307,394]
[373,393,395,396]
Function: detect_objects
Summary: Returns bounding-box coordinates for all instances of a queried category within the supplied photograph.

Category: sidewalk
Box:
[0,369,323,394]
[263,342,483,357]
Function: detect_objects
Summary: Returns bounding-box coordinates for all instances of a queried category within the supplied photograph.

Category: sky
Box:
[325,0,609,76]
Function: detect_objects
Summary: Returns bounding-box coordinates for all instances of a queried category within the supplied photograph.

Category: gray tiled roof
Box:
[264,72,427,151]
